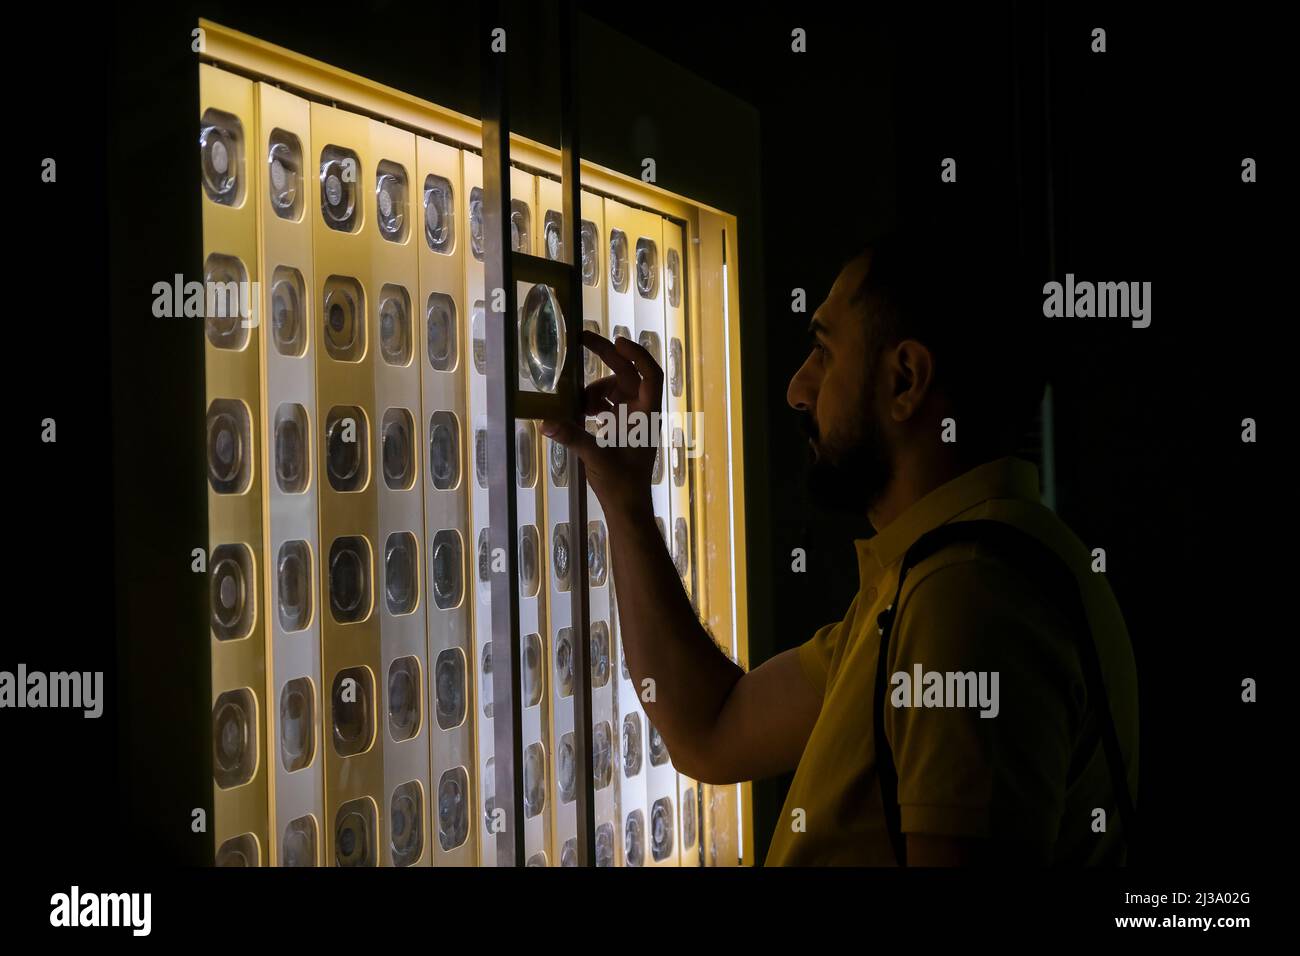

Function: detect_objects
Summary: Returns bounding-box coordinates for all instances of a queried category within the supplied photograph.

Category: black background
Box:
[3,0,1282,925]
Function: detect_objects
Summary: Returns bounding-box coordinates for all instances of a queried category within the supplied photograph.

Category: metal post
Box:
[481,0,525,868]
[558,0,596,869]
[480,0,594,866]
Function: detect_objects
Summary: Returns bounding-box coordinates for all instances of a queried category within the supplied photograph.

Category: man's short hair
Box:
[850,223,1048,459]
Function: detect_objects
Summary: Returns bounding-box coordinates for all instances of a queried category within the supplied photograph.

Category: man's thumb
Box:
[540,418,595,455]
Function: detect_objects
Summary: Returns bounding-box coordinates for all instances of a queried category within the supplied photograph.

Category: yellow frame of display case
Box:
[198,17,753,865]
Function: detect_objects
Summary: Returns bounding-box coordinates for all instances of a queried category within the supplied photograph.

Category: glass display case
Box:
[199,19,749,866]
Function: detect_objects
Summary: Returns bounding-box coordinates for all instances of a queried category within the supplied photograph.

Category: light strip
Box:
[721,255,744,860]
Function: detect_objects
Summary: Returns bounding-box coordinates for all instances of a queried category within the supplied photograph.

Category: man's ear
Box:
[888,338,935,423]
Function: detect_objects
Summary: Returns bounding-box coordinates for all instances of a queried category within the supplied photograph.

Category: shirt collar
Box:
[854,456,1042,580]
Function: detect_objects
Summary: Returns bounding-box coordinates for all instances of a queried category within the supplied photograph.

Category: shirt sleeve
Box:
[796,592,861,697]
[883,556,1085,845]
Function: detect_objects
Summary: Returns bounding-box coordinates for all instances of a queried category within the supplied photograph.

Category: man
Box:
[541,226,1138,866]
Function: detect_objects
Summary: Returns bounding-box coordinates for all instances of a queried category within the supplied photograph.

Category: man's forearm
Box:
[602,488,744,778]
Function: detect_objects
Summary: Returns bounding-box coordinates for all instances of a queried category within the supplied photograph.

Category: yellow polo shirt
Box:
[764,456,1138,866]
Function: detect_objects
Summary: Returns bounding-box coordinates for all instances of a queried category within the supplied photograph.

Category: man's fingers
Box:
[614,335,665,398]
[583,376,621,417]
[582,329,638,379]
[583,331,665,410]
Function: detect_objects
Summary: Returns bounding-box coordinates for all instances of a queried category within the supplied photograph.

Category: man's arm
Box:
[543,332,822,784]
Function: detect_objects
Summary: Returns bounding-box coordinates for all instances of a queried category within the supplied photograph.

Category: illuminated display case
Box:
[197,18,751,866]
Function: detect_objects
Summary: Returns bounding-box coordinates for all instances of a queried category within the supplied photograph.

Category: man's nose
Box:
[787,356,815,411]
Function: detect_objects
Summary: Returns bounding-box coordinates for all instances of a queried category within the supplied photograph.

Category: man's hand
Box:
[540,330,661,515]
[537,328,821,785]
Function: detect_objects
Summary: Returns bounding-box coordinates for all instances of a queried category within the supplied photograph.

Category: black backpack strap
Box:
[872,519,1137,866]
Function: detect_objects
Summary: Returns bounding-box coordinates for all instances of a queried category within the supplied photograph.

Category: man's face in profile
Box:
[786,251,894,515]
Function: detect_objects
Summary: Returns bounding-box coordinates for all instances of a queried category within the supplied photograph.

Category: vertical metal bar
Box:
[481,0,525,868]
[557,0,595,867]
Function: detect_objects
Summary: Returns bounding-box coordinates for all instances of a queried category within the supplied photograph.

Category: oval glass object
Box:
[579,219,598,286]
[274,403,310,494]
[427,411,461,491]
[328,536,371,624]
[281,815,317,867]
[424,174,454,253]
[270,267,306,357]
[331,667,374,756]
[521,632,543,707]
[384,532,418,616]
[593,721,613,791]
[434,648,466,730]
[651,797,675,861]
[210,544,254,641]
[509,199,530,253]
[199,109,242,206]
[544,210,563,261]
[471,302,486,375]
[430,530,463,610]
[375,162,407,242]
[378,286,412,366]
[322,277,365,362]
[516,421,537,486]
[554,626,574,698]
[468,187,484,261]
[666,247,682,307]
[389,781,423,866]
[203,254,250,351]
[276,539,312,632]
[279,677,315,773]
[623,712,643,778]
[518,526,540,598]
[267,130,302,219]
[587,521,608,587]
[523,742,546,818]
[558,732,576,804]
[519,283,566,393]
[635,238,659,299]
[625,810,645,867]
[206,399,250,494]
[325,406,368,492]
[437,767,470,850]
[387,657,421,742]
[426,293,457,371]
[552,523,571,591]
[590,620,610,688]
[319,146,359,232]
[549,438,568,487]
[649,722,669,766]
[595,822,615,867]
[334,798,376,867]
[213,688,256,788]
[381,408,415,491]
[609,229,629,293]
[669,336,685,396]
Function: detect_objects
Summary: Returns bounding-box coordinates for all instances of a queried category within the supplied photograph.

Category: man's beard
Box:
[802,409,893,517]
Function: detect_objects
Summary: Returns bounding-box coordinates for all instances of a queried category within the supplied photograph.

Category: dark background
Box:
[6,0,1280,884]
